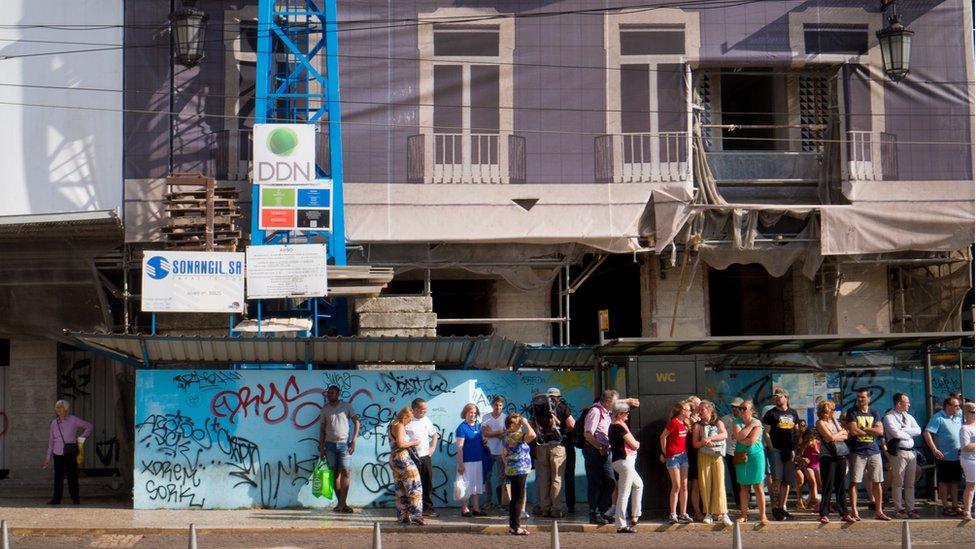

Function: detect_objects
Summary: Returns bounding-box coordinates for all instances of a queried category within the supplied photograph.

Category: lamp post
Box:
[876,13,914,82]
[170,1,208,67]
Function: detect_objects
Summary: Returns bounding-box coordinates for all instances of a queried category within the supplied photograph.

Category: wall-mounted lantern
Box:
[877,13,913,82]
[170,1,208,67]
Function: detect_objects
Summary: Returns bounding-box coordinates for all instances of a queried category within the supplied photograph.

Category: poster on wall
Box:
[772,372,841,423]
[141,251,245,313]
[258,183,332,231]
[246,244,328,299]
[133,369,593,509]
[253,123,317,185]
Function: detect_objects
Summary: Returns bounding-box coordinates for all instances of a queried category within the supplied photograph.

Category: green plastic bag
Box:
[312,459,334,499]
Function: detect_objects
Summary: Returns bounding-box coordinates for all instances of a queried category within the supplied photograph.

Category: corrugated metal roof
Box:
[520,345,597,369]
[597,332,973,357]
[68,332,556,369]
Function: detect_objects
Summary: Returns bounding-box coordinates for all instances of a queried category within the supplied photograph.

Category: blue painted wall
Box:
[134,369,592,509]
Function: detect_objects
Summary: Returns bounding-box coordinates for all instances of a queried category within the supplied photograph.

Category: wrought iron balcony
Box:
[408,133,526,184]
[594,132,690,183]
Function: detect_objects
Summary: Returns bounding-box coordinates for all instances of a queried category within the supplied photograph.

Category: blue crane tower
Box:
[251,0,347,335]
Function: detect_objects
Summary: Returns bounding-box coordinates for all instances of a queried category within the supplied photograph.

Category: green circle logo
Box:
[267,127,299,156]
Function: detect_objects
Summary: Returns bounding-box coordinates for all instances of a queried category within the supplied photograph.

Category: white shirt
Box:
[483,412,507,456]
[883,410,922,450]
[405,416,436,457]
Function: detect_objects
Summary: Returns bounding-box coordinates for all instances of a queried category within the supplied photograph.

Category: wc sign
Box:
[253,123,316,185]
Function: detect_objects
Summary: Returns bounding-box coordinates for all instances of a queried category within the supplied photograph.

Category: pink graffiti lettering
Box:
[210,375,326,429]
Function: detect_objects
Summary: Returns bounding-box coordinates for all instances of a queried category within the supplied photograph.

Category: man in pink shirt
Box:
[44,399,92,505]
[582,390,639,525]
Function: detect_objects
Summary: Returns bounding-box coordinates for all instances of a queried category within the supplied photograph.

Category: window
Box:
[619,24,686,56]
[804,24,869,55]
[418,9,515,183]
[433,24,500,56]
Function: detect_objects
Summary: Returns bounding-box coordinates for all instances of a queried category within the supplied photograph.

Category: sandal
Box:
[508,527,529,536]
[411,518,426,526]
[941,508,955,517]
[841,515,856,523]
[875,513,891,521]
[461,511,473,518]
[471,510,487,517]
[617,526,637,533]
[819,516,829,524]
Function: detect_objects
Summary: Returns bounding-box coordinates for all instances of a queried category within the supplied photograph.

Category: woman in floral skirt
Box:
[388,406,425,525]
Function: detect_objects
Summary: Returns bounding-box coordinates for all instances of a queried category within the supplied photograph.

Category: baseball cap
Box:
[547,387,561,397]
[730,397,744,407]
[773,388,789,398]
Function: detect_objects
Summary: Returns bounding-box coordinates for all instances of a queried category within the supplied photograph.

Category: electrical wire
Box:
[0,80,971,119]
[0,97,970,146]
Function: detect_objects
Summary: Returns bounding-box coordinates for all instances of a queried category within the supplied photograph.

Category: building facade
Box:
[0,0,972,499]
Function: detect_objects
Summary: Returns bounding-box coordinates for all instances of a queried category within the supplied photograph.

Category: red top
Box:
[665,417,688,457]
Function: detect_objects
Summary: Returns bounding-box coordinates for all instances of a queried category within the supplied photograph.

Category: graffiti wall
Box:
[134,369,592,509]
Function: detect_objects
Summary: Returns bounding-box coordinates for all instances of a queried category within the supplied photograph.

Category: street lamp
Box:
[876,14,913,82]
[170,1,208,67]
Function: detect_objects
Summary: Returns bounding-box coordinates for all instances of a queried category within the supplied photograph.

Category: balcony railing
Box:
[847,131,897,181]
[208,126,331,181]
[408,133,526,184]
[594,132,690,183]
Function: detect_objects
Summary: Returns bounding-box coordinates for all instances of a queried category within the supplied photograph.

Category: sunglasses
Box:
[738,406,749,411]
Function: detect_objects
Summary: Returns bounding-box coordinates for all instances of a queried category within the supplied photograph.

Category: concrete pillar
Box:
[491,276,552,345]
[835,264,891,334]
[647,261,707,338]
[5,337,57,480]
[355,296,436,370]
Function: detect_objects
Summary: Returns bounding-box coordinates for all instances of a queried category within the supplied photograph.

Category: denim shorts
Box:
[666,452,689,469]
[324,441,351,472]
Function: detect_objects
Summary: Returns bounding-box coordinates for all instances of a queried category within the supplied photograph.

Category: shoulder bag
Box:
[56,419,79,457]
[824,419,850,458]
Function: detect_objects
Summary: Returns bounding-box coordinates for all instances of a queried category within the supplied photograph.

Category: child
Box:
[794,428,821,509]
[660,401,692,524]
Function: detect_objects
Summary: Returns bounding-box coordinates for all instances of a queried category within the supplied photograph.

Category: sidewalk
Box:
[0,499,971,535]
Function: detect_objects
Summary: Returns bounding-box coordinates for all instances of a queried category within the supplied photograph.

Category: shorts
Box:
[849,453,883,484]
[770,449,797,487]
[324,441,351,472]
[962,458,974,483]
[935,459,963,483]
[666,452,689,470]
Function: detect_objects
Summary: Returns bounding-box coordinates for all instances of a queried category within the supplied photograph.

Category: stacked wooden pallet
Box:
[327,265,395,296]
[162,173,242,251]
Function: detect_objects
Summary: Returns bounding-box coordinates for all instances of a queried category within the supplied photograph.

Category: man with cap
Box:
[721,397,743,489]
[318,384,360,513]
[762,388,800,521]
[532,387,574,517]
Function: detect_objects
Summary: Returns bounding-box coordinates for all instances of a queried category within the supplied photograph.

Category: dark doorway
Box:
[558,254,642,345]
[720,72,775,150]
[709,264,794,335]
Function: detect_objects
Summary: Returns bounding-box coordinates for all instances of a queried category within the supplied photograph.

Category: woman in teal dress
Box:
[732,400,768,524]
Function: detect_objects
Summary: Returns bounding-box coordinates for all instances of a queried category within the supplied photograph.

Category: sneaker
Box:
[721,515,734,526]
[590,515,609,526]
[604,506,617,520]
[781,508,794,520]
[667,513,679,524]
[678,514,693,524]
[771,507,785,521]
[894,509,907,519]
[702,514,714,524]
[907,510,920,519]
[520,511,531,520]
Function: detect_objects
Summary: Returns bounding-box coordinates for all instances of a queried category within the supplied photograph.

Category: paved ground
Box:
[0,497,971,547]
[7,527,975,549]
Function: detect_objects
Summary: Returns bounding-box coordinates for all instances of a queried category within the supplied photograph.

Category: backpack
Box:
[531,393,562,445]
[572,405,595,449]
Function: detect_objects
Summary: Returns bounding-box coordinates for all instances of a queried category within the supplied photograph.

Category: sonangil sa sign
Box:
[253,123,317,185]
[141,251,245,313]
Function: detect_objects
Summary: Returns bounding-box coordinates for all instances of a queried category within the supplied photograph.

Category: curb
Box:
[7,519,972,536]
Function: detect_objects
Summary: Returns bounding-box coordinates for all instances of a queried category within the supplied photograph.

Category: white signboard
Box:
[253,123,316,185]
[141,251,245,313]
[246,244,328,299]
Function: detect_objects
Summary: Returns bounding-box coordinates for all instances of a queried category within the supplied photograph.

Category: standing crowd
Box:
[313,383,976,535]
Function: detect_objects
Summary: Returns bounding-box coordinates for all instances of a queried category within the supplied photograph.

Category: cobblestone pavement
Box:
[9,527,975,549]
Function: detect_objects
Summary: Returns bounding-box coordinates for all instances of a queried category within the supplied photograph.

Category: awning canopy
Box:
[67,332,598,370]
[597,332,973,357]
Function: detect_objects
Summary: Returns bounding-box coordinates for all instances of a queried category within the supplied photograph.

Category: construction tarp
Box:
[820,200,976,255]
